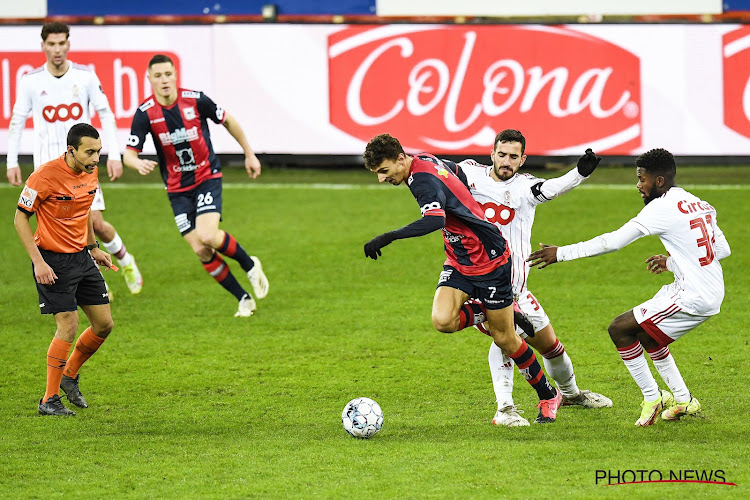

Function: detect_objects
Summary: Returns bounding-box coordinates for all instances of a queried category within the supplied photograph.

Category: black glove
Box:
[513,301,535,338]
[364,233,394,260]
[576,148,601,177]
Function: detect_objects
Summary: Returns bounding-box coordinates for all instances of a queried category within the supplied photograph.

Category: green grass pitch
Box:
[1,165,748,498]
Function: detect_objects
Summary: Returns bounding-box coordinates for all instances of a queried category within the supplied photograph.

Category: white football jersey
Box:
[459,160,586,294]
[7,61,120,169]
[630,187,725,315]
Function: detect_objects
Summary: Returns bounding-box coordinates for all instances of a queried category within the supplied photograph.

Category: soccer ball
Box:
[341,397,384,438]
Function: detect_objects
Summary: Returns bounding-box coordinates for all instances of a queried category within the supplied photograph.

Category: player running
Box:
[123,54,268,317]
[362,133,561,424]
[528,148,730,426]
[452,129,612,427]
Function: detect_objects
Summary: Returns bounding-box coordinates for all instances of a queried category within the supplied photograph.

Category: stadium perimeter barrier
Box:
[2,1,750,168]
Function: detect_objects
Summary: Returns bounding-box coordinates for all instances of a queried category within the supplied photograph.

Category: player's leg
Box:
[90,187,142,294]
[478,265,559,423]
[34,251,78,415]
[609,310,673,426]
[60,253,113,408]
[488,342,528,427]
[194,178,268,299]
[633,301,706,421]
[170,188,254,316]
[38,311,79,415]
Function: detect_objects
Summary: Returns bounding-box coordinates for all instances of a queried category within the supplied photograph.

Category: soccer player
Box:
[528,148,730,427]
[123,54,268,317]
[363,133,562,424]
[452,129,612,427]
[6,22,143,295]
[15,123,115,416]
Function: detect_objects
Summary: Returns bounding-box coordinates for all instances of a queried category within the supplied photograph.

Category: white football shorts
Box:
[91,186,105,211]
[515,289,551,337]
[633,286,711,345]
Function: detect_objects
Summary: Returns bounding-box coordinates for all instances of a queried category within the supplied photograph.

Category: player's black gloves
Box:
[513,304,536,338]
[364,233,394,260]
[576,148,601,177]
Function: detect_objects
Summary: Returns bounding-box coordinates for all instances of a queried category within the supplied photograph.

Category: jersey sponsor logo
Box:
[139,99,155,112]
[126,134,140,147]
[183,106,196,120]
[215,106,225,121]
[677,200,714,214]
[174,148,197,171]
[722,26,750,139]
[420,201,442,215]
[42,103,83,122]
[182,91,201,99]
[19,186,38,208]
[149,117,165,124]
[480,201,516,225]
[158,126,199,146]
[441,228,465,243]
[328,25,641,154]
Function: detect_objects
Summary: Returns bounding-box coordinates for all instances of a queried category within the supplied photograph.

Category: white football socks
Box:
[489,342,515,410]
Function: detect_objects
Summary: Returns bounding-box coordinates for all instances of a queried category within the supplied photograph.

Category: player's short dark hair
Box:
[67,123,100,149]
[494,129,526,154]
[363,134,404,170]
[148,54,174,69]
[635,148,676,178]
[41,22,70,41]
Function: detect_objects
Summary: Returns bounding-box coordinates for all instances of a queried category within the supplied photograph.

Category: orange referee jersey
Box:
[17,155,99,254]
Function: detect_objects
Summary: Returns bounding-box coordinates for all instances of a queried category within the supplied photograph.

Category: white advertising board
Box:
[375,0,723,17]
[1,24,749,157]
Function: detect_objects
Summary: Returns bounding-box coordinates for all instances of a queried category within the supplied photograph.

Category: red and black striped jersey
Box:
[127,89,225,193]
[407,155,509,275]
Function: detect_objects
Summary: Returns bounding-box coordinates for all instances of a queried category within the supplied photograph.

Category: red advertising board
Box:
[723,27,750,139]
[329,25,641,154]
[0,51,180,129]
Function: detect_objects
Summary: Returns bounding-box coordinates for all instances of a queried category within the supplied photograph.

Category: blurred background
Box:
[2,0,750,168]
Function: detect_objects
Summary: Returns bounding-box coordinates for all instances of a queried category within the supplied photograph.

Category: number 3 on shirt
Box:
[689,215,715,266]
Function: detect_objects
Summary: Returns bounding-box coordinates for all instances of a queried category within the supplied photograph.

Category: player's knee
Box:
[608,318,627,344]
[196,229,221,249]
[432,313,457,333]
[93,317,114,337]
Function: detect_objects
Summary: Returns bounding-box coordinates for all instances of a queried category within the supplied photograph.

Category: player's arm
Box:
[85,209,113,268]
[364,173,447,260]
[6,77,33,185]
[527,220,645,269]
[223,112,261,179]
[123,112,158,175]
[14,209,57,284]
[364,215,445,260]
[88,72,122,181]
[530,149,601,204]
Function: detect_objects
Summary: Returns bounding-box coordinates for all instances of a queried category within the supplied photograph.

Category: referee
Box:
[15,123,115,416]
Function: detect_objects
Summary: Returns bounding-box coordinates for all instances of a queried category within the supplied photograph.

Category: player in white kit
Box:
[528,148,730,427]
[5,22,142,295]
[451,129,612,427]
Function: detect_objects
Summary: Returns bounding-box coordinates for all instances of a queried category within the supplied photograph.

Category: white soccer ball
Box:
[341,397,384,438]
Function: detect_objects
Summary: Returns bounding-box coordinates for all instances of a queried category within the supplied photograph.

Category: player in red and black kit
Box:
[363,133,561,424]
[123,54,268,318]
